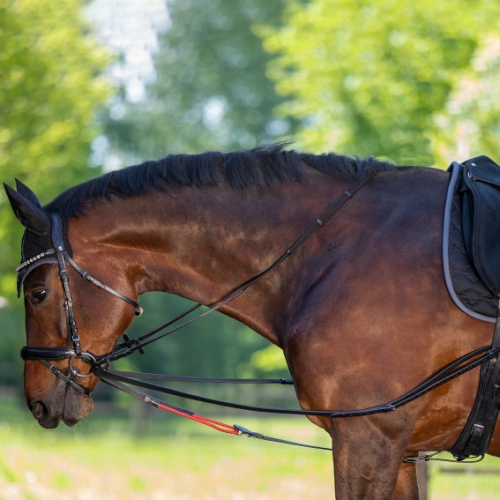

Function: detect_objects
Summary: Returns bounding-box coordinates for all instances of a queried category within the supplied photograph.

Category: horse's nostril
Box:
[28,399,62,429]
[30,400,48,421]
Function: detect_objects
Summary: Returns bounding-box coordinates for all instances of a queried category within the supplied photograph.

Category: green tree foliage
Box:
[262,0,500,165]
[105,0,295,162]
[433,34,500,164]
[0,0,111,301]
[124,294,270,378]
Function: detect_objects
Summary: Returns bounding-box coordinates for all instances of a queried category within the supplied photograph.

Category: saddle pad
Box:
[442,162,496,322]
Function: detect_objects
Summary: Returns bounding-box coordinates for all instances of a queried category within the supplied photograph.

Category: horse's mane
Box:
[45,143,395,218]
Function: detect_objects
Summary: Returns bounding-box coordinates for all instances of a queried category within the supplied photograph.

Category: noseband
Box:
[19,213,142,394]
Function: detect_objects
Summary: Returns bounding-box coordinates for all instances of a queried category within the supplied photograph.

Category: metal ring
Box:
[68,353,97,378]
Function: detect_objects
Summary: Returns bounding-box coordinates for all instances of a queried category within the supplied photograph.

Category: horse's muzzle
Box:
[28,385,94,428]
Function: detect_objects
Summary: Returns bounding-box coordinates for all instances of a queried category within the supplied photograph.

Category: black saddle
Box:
[443,157,500,323]
[461,156,500,297]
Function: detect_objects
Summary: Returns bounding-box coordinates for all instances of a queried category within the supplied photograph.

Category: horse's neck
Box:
[69,173,349,343]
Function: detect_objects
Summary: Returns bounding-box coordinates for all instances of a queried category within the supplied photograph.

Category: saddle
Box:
[443,158,500,322]
[444,156,500,460]
[461,156,500,297]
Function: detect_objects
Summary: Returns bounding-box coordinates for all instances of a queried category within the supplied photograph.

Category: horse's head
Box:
[4,181,140,428]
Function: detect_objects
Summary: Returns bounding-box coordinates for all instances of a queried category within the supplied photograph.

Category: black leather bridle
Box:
[19,213,143,394]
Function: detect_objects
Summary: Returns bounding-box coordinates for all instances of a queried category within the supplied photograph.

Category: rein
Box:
[16,171,496,460]
[93,344,499,459]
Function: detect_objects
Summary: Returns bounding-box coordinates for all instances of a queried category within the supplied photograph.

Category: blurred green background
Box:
[1,0,499,498]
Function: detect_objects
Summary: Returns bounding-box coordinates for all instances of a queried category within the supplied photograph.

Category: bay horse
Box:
[4,144,500,499]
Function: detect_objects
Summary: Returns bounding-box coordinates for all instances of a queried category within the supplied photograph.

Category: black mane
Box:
[45,144,395,218]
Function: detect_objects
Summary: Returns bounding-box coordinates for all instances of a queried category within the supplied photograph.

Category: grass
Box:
[1,395,500,499]
[428,456,500,500]
[0,395,334,500]
[0,420,333,499]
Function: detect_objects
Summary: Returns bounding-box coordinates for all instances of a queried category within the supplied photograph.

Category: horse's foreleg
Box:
[393,462,419,500]
[329,418,419,500]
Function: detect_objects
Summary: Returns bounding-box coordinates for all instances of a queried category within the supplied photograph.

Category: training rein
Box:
[17,172,500,462]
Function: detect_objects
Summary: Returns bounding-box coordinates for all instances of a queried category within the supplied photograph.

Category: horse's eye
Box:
[31,290,47,304]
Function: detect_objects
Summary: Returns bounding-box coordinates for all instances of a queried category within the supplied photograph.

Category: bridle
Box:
[16,173,500,462]
[19,213,143,394]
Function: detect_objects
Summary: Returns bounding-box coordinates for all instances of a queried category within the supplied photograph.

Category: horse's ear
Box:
[3,183,51,236]
[15,178,43,208]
